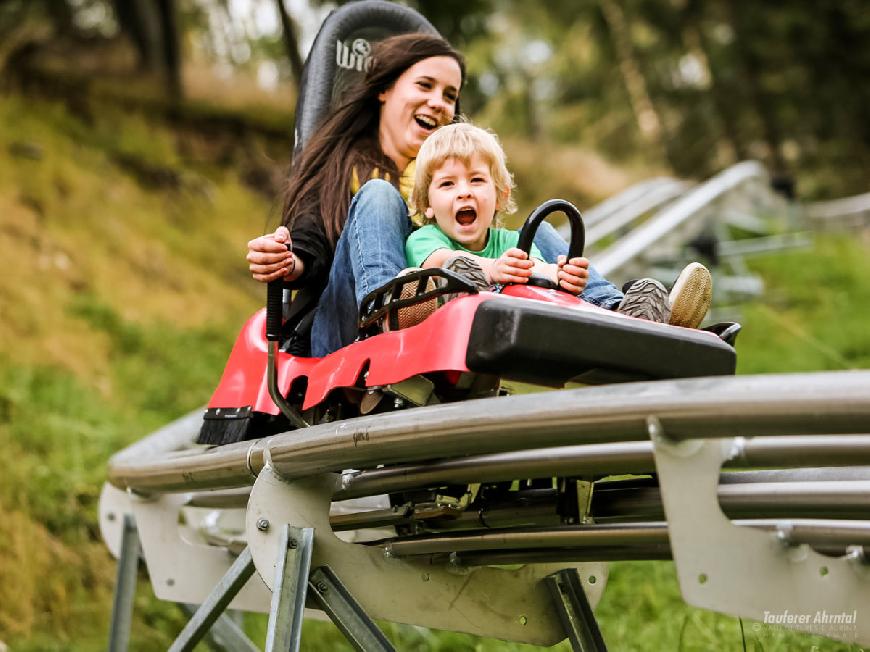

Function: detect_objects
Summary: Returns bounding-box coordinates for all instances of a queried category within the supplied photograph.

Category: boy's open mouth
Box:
[455,207,477,225]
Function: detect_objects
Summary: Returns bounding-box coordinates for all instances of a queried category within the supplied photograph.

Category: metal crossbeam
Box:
[308,566,395,652]
[108,514,140,652]
[265,525,314,652]
[168,548,256,652]
[179,605,260,652]
[546,569,607,652]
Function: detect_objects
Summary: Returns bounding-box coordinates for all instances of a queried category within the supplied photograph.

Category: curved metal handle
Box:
[265,279,308,428]
[516,199,585,260]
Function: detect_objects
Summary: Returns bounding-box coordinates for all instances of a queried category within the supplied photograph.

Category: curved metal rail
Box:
[557,177,690,248]
[594,161,770,277]
[582,178,684,228]
[806,190,870,228]
[108,371,870,495]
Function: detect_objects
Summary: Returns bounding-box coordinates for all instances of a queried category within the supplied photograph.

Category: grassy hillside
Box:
[0,91,867,650]
[0,92,267,649]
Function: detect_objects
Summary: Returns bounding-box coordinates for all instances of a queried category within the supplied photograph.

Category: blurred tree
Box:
[111,0,182,101]
[678,0,746,164]
[415,0,492,49]
[722,2,787,177]
[0,1,64,73]
[598,0,669,164]
[156,0,182,101]
[274,0,304,85]
[112,0,161,72]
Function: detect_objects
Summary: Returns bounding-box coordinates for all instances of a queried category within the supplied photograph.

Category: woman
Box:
[247,33,624,356]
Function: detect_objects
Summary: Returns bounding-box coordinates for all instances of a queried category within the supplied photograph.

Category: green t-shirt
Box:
[405,224,544,268]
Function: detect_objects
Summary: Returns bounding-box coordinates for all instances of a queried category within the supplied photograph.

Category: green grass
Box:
[0,91,868,650]
[737,235,870,374]
[0,91,263,648]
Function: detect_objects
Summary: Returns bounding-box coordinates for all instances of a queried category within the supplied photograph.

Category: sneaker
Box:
[617,278,671,323]
[669,262,712,329]
[440,254,490,304]
[443,253,490,290]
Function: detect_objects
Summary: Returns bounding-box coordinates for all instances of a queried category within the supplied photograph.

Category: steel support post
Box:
[180,604,260,652]
[546,569,607,652]
[108,514,140,652]
[308,565,395,652]
[265,525,314,652]
[168,548,256,652]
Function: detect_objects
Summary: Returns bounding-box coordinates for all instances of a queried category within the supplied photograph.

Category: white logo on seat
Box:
[336,38,373,72]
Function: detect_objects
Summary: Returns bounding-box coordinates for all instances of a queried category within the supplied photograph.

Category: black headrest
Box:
[292,0,439,157]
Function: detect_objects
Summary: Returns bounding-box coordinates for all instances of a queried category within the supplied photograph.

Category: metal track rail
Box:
[594,161,769,277]
[335,436,870,501]
[108,371,870,496]
[581,178,685,228]
[381,520,870,559]
[806,190,870,226]
[557,177,691,249]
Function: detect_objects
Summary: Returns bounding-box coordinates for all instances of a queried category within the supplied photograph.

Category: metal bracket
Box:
[546,569,608,652]
[246,467,607,646]
[129,490,270,610]
[168,548,257,652]
[309,566,395,652]
[105,506,261,652]
[100,482,134,561]
[652,428,870,646]
[258,523,395,651]
[179,604,260,652]
[385,374,436,407]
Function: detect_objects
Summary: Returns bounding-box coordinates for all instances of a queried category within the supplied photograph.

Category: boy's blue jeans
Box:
[311,179,623,357]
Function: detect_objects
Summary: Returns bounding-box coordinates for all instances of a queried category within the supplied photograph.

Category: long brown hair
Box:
[281,33,465,246]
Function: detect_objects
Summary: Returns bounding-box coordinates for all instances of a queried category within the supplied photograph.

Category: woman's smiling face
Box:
[378,56,462,171]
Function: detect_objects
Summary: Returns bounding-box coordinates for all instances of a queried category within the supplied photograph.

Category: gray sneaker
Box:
[443,253,490,290]
[617,278,671,323]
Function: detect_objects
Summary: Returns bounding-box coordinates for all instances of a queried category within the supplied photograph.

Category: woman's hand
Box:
[556,255,589,295]
[488,248,534,285]
[246,226,296,283]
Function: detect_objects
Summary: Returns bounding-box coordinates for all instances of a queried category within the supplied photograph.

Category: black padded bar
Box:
[466,297,735,384]
[266,280,284,342]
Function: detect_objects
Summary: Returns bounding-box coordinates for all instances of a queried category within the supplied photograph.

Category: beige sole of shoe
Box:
[669,262,712,329]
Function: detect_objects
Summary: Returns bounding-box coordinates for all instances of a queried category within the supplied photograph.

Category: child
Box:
[405,121,712,326]
[406,122,590,296]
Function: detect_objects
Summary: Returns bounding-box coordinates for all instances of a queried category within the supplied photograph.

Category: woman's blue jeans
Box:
[310,179,623,356]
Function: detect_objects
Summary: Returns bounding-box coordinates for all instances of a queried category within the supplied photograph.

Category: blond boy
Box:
[406,122,589,294]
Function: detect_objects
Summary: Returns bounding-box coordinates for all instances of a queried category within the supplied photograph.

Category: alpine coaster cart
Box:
[100,2,870,650]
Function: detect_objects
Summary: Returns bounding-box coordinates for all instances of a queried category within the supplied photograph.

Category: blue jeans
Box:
[311,179,623,356]
[532,222,624,311]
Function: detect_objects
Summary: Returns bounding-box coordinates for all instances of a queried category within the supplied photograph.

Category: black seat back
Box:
[292,0,439,158]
